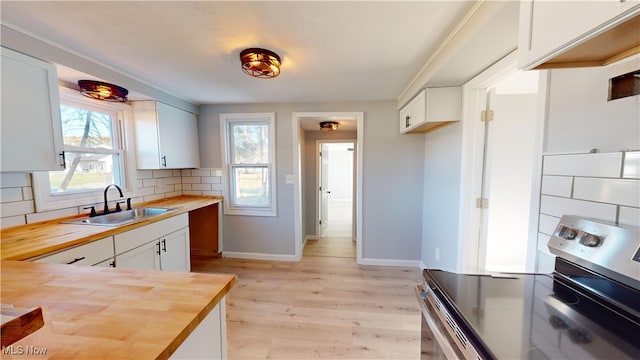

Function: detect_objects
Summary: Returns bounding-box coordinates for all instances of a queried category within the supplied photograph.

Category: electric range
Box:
[416,215,640,359]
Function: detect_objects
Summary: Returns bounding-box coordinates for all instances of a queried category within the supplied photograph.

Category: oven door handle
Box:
[415,284,464,360]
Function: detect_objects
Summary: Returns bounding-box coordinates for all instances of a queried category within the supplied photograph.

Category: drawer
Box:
[31,237,114,266]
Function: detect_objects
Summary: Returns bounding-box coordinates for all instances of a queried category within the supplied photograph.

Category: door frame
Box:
[458,50,548,273]
[292,112,364,263]
[316,139,357,240]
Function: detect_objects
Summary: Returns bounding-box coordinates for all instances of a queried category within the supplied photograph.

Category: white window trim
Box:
[33,87,139,212]
[220,112,277,217]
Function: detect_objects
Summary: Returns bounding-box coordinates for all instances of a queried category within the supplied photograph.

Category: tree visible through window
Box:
[49,103,123,194]
[221,113,276,216]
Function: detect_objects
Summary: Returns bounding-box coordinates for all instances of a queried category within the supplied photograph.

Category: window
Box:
[220,113,276,216]
[33,87,136,211]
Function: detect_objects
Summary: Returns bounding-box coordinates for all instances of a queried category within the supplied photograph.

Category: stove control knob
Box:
[558,226,577,240]
[579,232,601,247]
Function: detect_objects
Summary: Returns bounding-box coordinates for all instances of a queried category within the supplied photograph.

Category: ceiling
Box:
[1,1,477,105]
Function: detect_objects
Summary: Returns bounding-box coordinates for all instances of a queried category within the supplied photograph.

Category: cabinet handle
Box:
[66,256,85,265]
[405,115,411,128]
[161,155,167,167]
[162,239,167,253]
[59,151,66,168]
[156,242,161,255]
[109,260,116,268]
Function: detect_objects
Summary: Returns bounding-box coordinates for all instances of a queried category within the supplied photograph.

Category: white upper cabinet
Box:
[518,1,640,70]
[399,87,461,134]
[1,47,64,172]
[133,101,200,169]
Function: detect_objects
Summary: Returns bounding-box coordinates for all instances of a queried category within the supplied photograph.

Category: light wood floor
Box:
[303,237,356,258]
[191,256,422,359]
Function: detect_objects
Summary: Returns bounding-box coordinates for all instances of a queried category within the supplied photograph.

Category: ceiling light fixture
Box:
[78,80,128,102]
[240,48,281,79]
[320,121,339,132]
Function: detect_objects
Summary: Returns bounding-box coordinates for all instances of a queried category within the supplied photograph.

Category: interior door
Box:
[319,144,330,237]
[480,88,539,273]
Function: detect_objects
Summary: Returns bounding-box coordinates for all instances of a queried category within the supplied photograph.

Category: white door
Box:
[480,84,539,273]
[159,227,191,272]
[319,144,330,238]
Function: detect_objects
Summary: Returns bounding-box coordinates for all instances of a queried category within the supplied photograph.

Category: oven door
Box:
[415,284,464,360]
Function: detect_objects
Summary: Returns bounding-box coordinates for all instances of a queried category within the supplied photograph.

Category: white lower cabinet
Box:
[30,236,114,266]
[114,213,191,272]
[170,298,227,360]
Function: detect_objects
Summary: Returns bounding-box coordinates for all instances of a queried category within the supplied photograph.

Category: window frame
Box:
[220,112,277,217]
[33,87,138,212]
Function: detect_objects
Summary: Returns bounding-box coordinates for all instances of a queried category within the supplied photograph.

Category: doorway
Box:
[292,112,364,263]
[478,70,542,273]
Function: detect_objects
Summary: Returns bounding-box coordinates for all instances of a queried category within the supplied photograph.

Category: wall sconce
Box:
[320,121,339,132]
[78,80,128,102]
[240,48,281,79]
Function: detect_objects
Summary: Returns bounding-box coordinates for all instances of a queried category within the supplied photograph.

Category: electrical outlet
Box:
[435,247,440,261]
[285,174,294,184]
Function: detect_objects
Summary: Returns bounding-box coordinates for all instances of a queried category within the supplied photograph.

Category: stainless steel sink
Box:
[63,207,174,226]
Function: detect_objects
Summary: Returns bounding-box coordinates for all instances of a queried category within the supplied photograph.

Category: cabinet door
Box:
[116,241,161,270]
[159,227,190,272]
[1,47,64,172]
[156,102,200,169]
[519,1,640,69]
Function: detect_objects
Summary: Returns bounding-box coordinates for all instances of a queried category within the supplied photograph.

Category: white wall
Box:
[421,122,463,271]
[198,101,425,261]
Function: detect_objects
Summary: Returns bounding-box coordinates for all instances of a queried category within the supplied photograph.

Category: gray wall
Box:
[421,122,463,271]
[303,131,357,238]
[198,101,425,260]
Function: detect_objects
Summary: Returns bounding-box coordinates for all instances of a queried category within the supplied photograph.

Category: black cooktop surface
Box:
[424,269,640,360]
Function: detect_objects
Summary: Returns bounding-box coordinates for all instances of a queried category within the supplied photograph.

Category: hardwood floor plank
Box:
[192,256,422,359]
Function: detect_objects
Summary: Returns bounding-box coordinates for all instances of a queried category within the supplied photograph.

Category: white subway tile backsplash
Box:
[619,207,640,227]
[137,170,153,179]
[191,169,211,177]
[574,178,640,208]
[165,191,182,198]
[540,195,617,222]
[137,186,156,197]
[0,173,31,187]
[203,190,223,196]
[212,169,223,177]
[541,176,572,197]
[144,194,165,202]
[1,188,24,203]
[152,169,173,178]
[26,207,78,224]
[164,177,182,185]
[1,215,26,229]
[142,179,157,188]
[623,151,640,179]
[155,186,175,194]
[543,153,622,177]
[181,169,191,176]
[183,190,202,196]
[182,183,192,191]
[202,176,222,184]
[192,183,212,191]
[539,214,560,236]
[22,187,33,200]
[1,200,35,217]
[173,170,182,177]
[182,177,201,184]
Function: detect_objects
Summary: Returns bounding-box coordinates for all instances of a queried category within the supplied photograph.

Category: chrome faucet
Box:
[103,184,124,214]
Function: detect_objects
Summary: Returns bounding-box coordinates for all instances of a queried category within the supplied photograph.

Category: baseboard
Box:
[360,258,422,268]
[303,235,318,247]
[222,251,298,262]
[420,261,427,270]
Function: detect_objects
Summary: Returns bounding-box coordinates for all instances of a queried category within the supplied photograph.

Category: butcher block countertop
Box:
[0,260,236,359]
[0,196,222,261]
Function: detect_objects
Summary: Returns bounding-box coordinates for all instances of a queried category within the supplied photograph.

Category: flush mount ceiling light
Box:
[240,48,281,79]
[78,80,128,102]
[320,121,339,132]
